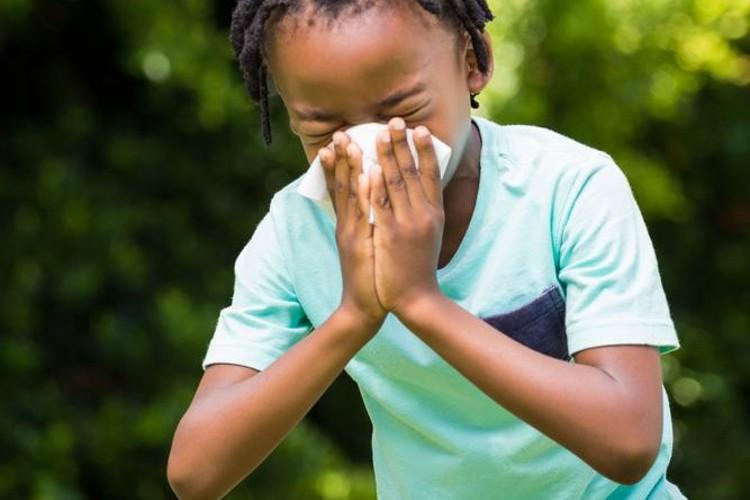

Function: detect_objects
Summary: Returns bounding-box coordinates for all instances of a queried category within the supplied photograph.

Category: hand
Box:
[318,131,387,332]
[368,117,446,316]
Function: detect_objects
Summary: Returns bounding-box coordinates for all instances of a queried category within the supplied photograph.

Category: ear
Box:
[462,30,494,95]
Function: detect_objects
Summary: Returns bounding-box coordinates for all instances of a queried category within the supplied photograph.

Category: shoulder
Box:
[262,172,334,258]
[486,120,616,177]
[267,173,320,225]
[478,119,630,202]
[472,116,612,170]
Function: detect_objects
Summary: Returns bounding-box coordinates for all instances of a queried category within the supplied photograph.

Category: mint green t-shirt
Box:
[202,116,687,499]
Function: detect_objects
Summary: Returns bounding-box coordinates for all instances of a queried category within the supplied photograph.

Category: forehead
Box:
[264,0,461,119]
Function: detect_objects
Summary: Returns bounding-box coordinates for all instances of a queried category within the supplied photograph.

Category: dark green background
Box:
[1,0,748,498]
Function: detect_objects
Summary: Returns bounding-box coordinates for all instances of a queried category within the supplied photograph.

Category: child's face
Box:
[264,2,493,165]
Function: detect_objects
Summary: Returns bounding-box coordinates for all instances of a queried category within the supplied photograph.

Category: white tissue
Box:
[296,122,452,224]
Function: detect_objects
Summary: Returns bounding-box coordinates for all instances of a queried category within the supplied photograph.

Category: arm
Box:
[169,128,388,499]
[365,118,677,485]
[167,307,380,500]
[396,292,663,485]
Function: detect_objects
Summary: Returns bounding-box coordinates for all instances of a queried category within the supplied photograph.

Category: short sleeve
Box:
[557,158,680,356]
[201,205,313,371]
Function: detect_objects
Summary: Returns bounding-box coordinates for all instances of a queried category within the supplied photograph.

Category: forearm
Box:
[169,307,379,499]
[396,292,659,484]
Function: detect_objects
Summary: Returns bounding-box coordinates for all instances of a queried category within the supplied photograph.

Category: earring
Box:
[470,92,480,109]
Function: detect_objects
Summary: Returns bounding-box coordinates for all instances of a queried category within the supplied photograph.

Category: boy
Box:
[168,0,687,498]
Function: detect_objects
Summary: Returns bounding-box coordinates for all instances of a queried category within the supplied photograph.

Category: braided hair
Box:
[229,0,495,147]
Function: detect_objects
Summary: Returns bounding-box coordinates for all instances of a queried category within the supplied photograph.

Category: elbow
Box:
[608,436,660,485]
[167,448,201,500]
[167,459,189,499]
[167,420,216,500]
[167,469,191,500]
[167,450,217,500]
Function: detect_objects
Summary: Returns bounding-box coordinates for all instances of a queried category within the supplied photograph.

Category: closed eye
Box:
[305,108,424,145]
[377,107,424,126]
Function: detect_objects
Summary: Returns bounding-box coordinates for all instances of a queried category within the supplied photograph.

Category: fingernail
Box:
[379,131,391,144]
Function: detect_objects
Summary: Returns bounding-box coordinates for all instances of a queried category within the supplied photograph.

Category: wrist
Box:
[335,304,385,338]
[392,286,446,322]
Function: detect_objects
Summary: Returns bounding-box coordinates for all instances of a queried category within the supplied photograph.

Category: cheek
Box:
[420,118,459,151]
[418,97,465,148]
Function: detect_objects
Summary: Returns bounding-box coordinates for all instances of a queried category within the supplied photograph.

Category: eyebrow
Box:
[294,82,426,122]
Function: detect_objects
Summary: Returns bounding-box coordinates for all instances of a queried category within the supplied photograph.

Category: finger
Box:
[413,125,443,209]
[343,142,361,224]
[375,128,409,220]
[318,144,337,213]
[347,142,369,226]
[388,117,427,208]
[356,172,373,235]
[346,141,364,203]
[369,163,394,227]
[332,131,352,223]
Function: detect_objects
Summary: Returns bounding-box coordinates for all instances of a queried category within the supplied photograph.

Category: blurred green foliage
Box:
[0,0,748,498]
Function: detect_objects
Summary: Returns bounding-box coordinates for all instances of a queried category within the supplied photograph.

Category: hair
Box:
[229,0,495,147]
